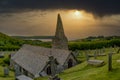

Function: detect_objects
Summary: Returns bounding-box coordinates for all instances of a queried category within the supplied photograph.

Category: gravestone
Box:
[87,60,104,66]
[97,49,106,56]
[108,53,112,71]
[4,67,9,76]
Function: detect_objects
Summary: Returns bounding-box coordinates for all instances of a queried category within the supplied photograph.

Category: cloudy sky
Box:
[0,0,120,40]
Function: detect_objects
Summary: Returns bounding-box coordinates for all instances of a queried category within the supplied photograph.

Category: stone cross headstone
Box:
[4,67,9,76]
[108,53,112,71]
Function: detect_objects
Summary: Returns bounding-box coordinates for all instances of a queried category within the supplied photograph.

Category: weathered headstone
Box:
[4,67,9,76]
[96,49,106,56]
[87,60,104,66]
[108,53,112,71]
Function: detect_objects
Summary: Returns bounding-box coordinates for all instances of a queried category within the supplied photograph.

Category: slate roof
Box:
[11,44,71,76]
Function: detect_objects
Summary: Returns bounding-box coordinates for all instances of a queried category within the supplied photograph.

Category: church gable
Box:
[64,53,78,69]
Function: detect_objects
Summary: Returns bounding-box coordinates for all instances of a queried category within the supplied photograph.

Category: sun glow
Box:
[74,10,81,16]
[70,10,83,19]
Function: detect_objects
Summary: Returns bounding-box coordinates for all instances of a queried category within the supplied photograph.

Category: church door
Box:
[68,59,73,68]
[46,66,51,75]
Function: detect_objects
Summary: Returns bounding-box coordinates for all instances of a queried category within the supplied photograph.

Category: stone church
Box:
[11,14,77,79]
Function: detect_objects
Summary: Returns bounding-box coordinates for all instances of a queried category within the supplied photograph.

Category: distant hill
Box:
[74,36,120,42]
[12,36,54,40]
[0,32,24,51]
[1,32,120,51]
[0,32,24,46]
[0,32,51,51]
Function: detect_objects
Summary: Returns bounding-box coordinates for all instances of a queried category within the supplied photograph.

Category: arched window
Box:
[68,59,73,68]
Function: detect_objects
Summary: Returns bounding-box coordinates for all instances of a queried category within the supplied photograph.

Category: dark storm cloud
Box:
[0,0,120,16]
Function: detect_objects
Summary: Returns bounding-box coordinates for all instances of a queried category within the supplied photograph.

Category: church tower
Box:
[52,14,68,50]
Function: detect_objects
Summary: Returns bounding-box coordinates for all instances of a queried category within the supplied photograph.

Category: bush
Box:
[3,57,10,66]
[69,39,120,51]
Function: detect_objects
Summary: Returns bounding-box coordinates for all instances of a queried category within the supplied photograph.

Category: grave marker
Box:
[4,67,9,76]
[108,53,112,71]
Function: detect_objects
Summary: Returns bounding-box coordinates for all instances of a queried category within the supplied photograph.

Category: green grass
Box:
[0,66,14,80]
[36,48,120,80]
[0,52,15,80]
[60,54,120,80]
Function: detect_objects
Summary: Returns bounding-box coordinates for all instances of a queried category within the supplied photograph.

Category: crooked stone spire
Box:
[52,14,68,50]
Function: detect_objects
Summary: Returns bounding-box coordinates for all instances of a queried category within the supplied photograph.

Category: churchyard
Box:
[35,47,120,80]
[0,47,120,80]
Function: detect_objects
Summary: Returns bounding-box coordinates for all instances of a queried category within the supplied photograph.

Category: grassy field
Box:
[0,48,120,80]
[36,47,120,80]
